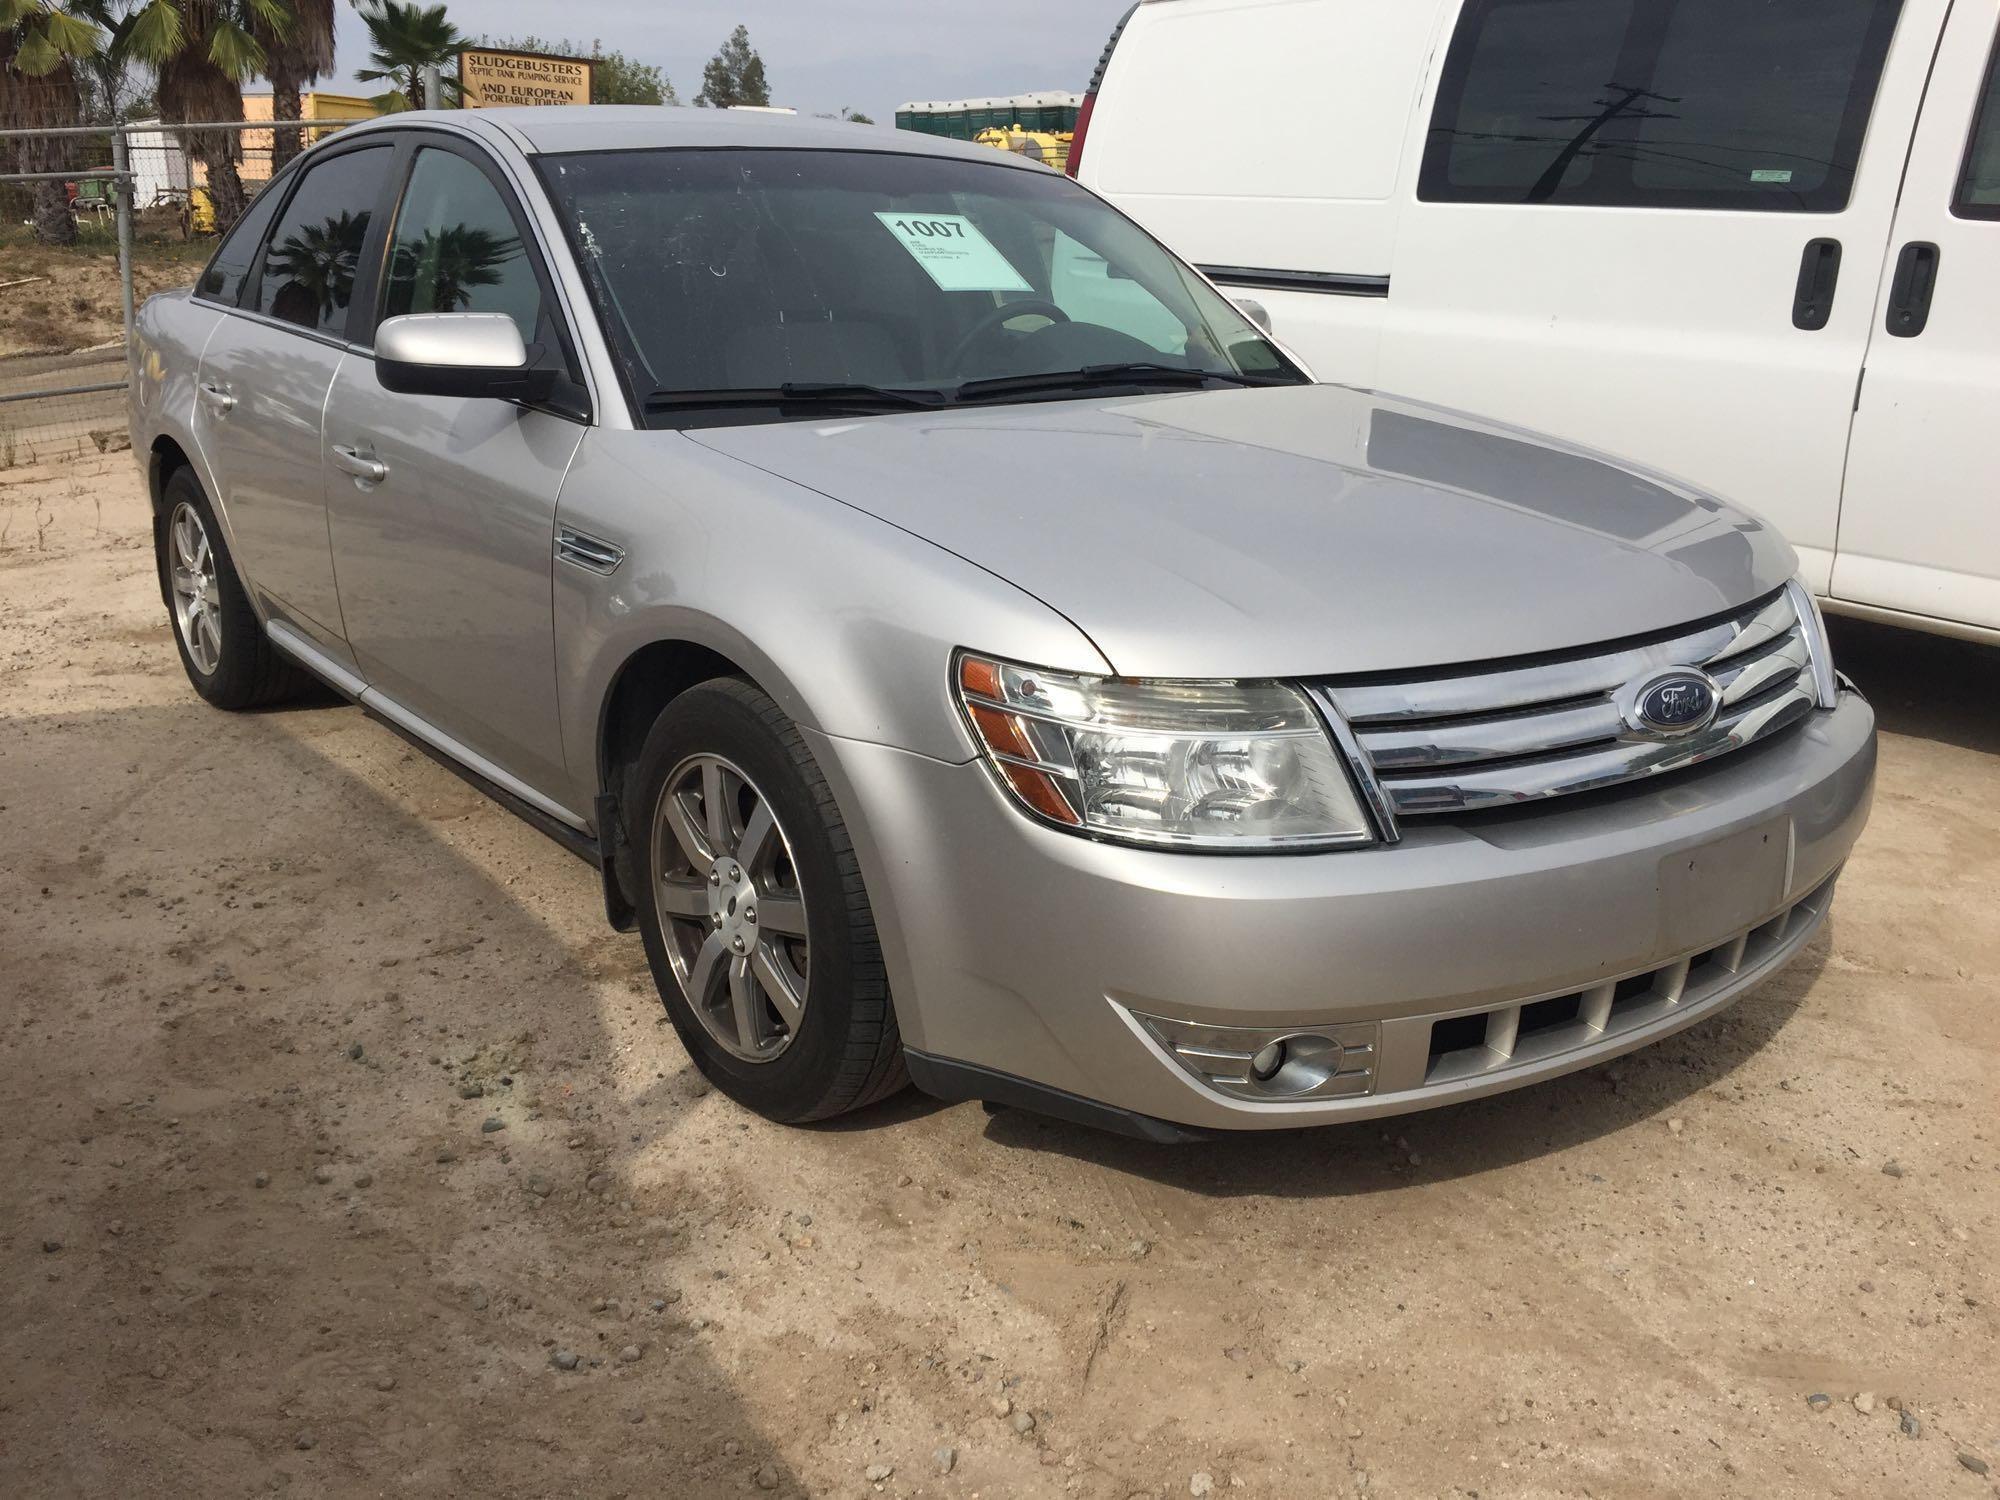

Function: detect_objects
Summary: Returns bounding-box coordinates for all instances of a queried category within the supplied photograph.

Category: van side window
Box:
[1421,0,1905,212]
[194,181,285,306]
[1956,37,2000,220]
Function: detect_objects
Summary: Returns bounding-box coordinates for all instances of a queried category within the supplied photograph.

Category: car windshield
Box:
[535,147,1306,425]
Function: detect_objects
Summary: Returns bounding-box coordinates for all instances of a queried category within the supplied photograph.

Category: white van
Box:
[1071,0,2000,642]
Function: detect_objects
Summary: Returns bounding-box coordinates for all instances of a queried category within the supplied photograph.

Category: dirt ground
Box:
[0,240,204,357]
[2,454,1996,1500]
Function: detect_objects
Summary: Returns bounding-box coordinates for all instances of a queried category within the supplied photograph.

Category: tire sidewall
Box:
[155,469,252,707]
[630,683,867,1120]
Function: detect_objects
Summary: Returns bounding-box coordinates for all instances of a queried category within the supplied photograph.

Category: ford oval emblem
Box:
[1625,669,1719,738]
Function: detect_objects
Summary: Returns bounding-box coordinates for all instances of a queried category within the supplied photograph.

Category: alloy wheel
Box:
[650,753,811,1061]
[168,501,222,675]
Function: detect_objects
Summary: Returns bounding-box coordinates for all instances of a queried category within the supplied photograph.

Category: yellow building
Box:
[238,92,382,184]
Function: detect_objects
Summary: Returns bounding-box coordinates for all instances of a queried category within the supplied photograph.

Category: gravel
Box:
[934,1446,957,1474]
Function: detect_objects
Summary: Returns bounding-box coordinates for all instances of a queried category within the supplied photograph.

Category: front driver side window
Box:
[382,148,544,343]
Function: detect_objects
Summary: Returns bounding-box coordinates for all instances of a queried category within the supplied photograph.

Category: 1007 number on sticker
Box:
[886,217,968,239]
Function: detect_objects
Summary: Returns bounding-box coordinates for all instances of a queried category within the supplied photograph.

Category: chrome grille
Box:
[1314,585,1826,828]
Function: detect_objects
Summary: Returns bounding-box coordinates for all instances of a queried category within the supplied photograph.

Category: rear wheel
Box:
[631,678,907,1122]
[153,466,304,709]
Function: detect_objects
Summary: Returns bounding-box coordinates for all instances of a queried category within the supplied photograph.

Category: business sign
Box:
[458,48,593,109]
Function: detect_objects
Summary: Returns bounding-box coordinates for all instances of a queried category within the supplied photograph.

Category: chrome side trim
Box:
[1785,577,1840,707]
[555,525,625,575]
[359,689,592,832]
[1196,265,1391,298]
[270,622,594,836]
[266,618,367,698]
[1309,689,1401,844]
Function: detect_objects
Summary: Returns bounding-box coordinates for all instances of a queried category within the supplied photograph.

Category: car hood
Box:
[686,383,1795,679]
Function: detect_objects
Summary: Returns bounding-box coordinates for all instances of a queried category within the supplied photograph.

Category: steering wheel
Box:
[947,298,1071,374]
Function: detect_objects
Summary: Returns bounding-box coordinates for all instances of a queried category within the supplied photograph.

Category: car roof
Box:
[349,105,1042,171]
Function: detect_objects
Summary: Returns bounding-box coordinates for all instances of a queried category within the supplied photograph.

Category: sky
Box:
[323,1,1134,121]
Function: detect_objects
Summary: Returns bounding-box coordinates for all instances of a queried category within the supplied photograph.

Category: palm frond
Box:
[124,0,183,64]
[44,10,105,57]
[13,26,60,74]
[204,16,266,79]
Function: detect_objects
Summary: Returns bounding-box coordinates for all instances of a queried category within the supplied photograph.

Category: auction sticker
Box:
[874,212,1031,292]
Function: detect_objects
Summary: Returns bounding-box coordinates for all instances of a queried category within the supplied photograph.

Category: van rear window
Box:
[1420,0,1905,213]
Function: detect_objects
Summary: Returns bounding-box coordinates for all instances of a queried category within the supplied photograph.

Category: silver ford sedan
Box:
[129,108,1875,1139]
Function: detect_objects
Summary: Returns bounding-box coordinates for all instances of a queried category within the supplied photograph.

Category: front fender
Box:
[551,428,1112,817]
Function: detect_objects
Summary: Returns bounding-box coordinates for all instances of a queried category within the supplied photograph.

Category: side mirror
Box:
[375,312,555,401]
[1232,297,1273,335]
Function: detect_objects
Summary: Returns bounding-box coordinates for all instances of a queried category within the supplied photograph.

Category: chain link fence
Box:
[1,117,358,472]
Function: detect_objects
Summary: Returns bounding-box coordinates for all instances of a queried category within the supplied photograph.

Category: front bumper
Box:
[812,689,1875,1132]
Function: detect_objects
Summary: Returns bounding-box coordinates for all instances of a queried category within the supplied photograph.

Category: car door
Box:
[323,134,591,804]
[1378,0,1948,593]
[193,142,397,654]
[1832,1,2000,633]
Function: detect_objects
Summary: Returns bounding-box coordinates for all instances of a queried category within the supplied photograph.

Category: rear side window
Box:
[1421,0,1906,212]
[253,145,395,335]
[195,182,284,305]
[1957,35,2000,219]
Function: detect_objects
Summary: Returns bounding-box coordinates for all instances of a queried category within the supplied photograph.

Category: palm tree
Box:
[354,0,458,112]
[1,0,107,245]
[128,0,289,233]
[264,204,367,321]
[256,0,333,170]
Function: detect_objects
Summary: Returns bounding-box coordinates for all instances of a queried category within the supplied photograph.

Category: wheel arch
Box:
[148,434,195,514]
[590,624,831,931]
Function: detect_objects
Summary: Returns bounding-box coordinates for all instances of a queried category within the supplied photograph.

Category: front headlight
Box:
[1784,578,1840,708]
[954,653,1376,850]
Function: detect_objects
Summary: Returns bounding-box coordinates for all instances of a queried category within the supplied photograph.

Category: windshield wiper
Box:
[951,362,1296,402]
[642,381,947,414]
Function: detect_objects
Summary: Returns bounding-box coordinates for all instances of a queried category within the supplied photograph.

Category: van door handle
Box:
[1885,241,1940,338]
[330,444,388,483]
[197,381,236,413]
[1791,238,1842,331]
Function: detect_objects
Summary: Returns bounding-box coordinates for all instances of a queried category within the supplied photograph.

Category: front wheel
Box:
[630,678,907,1122]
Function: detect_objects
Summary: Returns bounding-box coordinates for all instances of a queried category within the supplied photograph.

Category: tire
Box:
[630,677,907,1123]
[154,466,304,710]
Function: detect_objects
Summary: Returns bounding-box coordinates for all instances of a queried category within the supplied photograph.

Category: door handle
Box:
[330,444,388,483]
[1791,238,1842,331]
[197,381,236,413]
[1885,241,1941,338]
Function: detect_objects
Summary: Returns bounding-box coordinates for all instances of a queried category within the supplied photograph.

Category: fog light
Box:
[1125,1009,1381,1104]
